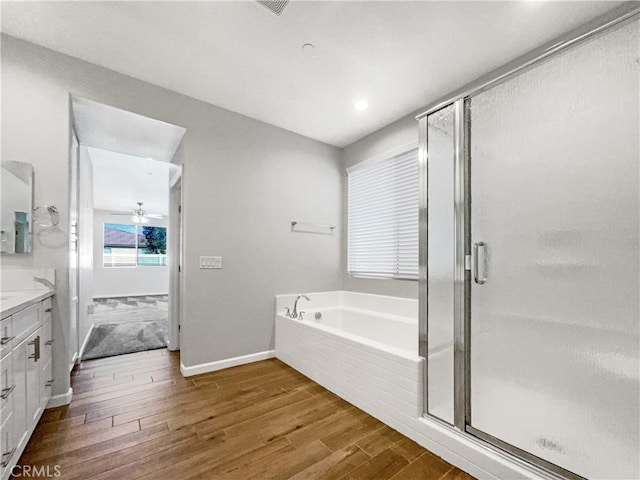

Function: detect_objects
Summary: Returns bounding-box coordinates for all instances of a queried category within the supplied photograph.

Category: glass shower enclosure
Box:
[418,5,639,479]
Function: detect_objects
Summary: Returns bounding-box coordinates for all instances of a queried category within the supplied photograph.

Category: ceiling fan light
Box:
[132,215,141,224]
[140,216,149,224]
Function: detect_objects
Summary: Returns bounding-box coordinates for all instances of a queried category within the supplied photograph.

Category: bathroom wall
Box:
[92,210,169,298]
[1,34,342,390]
[341,113,420,299]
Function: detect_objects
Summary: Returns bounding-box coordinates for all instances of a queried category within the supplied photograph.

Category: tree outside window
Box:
[138,226,167,266]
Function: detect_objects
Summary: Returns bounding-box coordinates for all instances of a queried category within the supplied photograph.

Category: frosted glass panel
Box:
[469,21,639,479]
[426,104,455,423]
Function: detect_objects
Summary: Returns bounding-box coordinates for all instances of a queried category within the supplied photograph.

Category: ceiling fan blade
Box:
[109,212,134,215]
[146,214,164,218]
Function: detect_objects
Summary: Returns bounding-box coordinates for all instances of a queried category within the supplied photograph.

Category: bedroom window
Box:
[103,223,167,267]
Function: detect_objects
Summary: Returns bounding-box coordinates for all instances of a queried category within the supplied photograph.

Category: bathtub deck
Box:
[17,350,473,480]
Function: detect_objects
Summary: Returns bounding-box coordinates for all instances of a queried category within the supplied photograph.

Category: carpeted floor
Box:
[82,295,168,360]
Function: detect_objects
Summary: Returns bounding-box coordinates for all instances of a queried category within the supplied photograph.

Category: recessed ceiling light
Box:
[301,43,315,55]
[354,100,369,112]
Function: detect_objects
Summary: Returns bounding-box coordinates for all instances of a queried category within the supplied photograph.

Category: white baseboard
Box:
[78,324,95,361]
[166,339,179,352]
[47,388,73,408]
[180,350,275,377]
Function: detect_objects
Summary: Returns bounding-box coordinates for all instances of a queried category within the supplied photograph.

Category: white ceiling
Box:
[2,1,622,147]
[89,147,176,216]
[72,96,186,163]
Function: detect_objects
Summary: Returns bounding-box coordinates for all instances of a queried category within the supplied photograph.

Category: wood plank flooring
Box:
[15,349,475,480]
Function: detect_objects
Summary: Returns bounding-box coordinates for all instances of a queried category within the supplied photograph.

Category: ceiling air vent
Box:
[256,0,290,16]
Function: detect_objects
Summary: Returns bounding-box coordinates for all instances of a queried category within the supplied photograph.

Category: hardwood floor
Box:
[15,349,475,479]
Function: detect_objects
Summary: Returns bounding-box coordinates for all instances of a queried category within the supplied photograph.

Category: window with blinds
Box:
[347,147,419,279]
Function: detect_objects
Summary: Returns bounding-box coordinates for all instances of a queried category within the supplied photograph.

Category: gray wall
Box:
[1,35,342,387]
[341,113,419,299]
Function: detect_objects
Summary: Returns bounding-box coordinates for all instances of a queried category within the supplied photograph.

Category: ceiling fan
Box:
[110,202,164,224]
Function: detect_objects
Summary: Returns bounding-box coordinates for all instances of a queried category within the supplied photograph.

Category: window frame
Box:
[102,222,167,268]
[346,142,419,281]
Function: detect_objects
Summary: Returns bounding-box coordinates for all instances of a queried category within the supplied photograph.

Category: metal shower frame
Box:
[416,3,640,479]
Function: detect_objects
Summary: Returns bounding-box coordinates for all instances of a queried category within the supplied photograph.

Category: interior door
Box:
[468,21,639,479]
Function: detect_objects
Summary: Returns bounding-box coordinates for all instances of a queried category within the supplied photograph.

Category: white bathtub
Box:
[275,291,547,479]
[275,291,424,420]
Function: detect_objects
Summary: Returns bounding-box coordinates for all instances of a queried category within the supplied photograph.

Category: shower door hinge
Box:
[464,255,472,271]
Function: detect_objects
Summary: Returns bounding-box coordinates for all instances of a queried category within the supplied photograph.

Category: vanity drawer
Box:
[0,352,13,414]
[0,318,13,357]
[12,304,40,342]
[41,298,52,323]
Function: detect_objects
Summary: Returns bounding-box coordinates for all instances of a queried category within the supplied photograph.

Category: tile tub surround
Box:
[275,291,549,479]
[276,290,425,464]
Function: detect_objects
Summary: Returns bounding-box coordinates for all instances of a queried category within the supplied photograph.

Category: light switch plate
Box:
[199,256,222,269]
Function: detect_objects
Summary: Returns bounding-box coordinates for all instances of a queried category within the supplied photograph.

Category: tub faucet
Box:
[291,294,310,319]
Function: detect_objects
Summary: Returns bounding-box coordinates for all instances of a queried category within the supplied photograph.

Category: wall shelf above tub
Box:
[290,221,335,235]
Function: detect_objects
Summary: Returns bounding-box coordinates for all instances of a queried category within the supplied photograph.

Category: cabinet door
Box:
[40,321,52,408]
[0,410,15,479]
[24,331,41,426]
[11,340,27,453]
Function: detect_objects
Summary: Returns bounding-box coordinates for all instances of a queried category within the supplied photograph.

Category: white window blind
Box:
[347,148,419,279]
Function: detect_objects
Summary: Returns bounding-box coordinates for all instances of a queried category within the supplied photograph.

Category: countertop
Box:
[1,289,55,319]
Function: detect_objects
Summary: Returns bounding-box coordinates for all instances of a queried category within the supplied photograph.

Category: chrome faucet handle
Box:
[284,307,291,317]
[298,311,305,320]
[292,294,310,319]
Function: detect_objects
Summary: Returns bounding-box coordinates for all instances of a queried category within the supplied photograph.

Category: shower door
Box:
[468,20,639,480]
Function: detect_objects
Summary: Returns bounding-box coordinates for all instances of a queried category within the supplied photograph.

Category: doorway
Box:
[69,97,186,362]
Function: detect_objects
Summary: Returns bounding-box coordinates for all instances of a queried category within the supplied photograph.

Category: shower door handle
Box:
[474,242,487,285]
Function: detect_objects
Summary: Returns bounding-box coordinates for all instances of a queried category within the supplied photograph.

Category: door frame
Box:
[68,127,80,369]
[168,167,183,351]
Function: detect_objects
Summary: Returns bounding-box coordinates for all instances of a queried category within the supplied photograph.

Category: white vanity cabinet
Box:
[0,294,53,480]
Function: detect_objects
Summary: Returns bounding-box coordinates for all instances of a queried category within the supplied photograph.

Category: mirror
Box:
[1,160,34,254]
